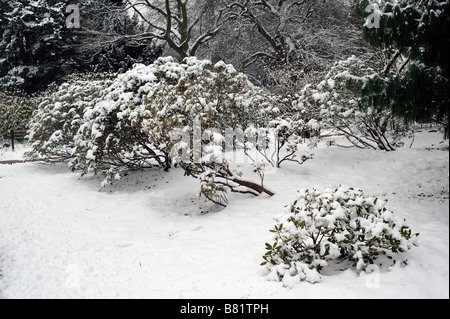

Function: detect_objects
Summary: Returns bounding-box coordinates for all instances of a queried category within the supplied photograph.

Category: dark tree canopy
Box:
[0,0,77,93]
[0,0,163,93]
[73,0,163,74]
[358,0,449,137]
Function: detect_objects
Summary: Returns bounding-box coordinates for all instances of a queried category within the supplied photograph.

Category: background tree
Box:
[74,0,163,73]
[118,0,233,60]
[0,90,38,138]
[206,0,371,91]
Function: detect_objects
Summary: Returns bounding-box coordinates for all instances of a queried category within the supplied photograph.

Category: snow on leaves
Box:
[262,185,419,285]
[26,72,115,160]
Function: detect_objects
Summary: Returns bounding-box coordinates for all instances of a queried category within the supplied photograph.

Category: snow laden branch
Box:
[222,0,362,73]
[226,0,317,68]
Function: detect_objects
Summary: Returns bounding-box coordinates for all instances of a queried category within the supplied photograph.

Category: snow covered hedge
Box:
[262,185,419,285]
[63,57,280,193]
[26,57,290,202]
[0,90,37,140]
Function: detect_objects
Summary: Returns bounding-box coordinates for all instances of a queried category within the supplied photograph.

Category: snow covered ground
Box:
[0,131,448,299]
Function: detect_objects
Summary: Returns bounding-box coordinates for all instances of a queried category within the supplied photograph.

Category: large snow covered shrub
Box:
[262,185,419,284]
[24,56,318,206]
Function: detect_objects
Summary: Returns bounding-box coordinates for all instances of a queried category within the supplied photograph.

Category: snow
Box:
[0,143,29,162]
[0,131,448,299]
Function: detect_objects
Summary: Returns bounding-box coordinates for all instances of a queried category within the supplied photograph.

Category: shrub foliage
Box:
[26,72,115,160]
[262,185,419,284]
[0,90,37,140]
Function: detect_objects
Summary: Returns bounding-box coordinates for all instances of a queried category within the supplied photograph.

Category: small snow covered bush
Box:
[262,185,419,284]
[26,72,115,160]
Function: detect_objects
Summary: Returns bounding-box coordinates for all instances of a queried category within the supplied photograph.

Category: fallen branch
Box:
[0,157,66,165]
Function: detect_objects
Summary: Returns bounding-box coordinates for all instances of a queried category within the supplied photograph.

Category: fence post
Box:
[11,129,15,152]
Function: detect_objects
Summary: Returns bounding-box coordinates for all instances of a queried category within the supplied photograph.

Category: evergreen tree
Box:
[358,0,449,137]
[0,0,77,93]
